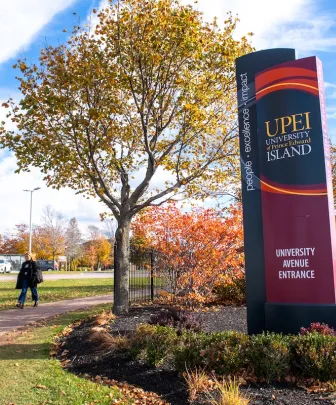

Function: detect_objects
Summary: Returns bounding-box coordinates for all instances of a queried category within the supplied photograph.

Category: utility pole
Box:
[23,187,41,254]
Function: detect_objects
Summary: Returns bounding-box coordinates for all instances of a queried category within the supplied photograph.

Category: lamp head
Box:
[23,187,41,192]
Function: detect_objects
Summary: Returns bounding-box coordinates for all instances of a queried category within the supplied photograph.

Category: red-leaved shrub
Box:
[300,323,335,336]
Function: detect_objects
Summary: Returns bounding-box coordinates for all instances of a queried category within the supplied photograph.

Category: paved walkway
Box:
[0,295,113,341]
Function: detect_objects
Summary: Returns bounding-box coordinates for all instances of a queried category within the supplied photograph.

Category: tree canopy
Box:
[0,0,252,313]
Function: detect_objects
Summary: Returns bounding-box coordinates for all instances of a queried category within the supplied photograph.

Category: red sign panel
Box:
[256,57,336,304]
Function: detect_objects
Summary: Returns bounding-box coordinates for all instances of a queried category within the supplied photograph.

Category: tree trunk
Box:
[113,219,131,315]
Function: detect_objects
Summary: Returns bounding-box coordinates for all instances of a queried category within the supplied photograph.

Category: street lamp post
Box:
[23,187,41,254]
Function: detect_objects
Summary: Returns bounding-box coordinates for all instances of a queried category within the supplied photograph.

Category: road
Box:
[0,272,114,282]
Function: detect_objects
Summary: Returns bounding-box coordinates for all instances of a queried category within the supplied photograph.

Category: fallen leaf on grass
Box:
[34,385,48,390]
[61,326,73,336]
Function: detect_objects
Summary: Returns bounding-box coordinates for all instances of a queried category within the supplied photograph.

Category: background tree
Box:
[32,225,52,259]
[102,218,116,241]
[0,0,252,314]
[0,224,29,254]
[82,242,98,271]
[132,203,244,304]
[82,226,112,270]
[65,217,83,270]
[96,238,112,269]
[37,206,67,262]
[87,225,103,241]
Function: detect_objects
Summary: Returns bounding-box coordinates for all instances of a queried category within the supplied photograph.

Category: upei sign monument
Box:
[236,49,336,334]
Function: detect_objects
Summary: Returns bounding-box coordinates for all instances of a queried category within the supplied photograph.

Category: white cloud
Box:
[0,91,22,132]
[181,0,336,55]
[0,152,106,234]
[324,82,336,100]
[328,112,336,119]
[326,106,336,122]
[86,0,109,27]
[0,0,78,64]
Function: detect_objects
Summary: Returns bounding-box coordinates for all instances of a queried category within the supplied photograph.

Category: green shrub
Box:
[202,331,249,375]
[127,317,336,384]
[130,323,158,358]
[291,333,336,381]
[213,276,246,305]
[173,331,249,375]
[147,326,178,366]
[247,333,290,383]
[132,324,178,366]
[173,331,217,371]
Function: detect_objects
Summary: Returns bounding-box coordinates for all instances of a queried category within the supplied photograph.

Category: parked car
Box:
[0,259,12,273]
[35,260,58,271]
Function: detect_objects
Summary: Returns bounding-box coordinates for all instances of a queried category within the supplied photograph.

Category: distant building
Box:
[0,254,25,271]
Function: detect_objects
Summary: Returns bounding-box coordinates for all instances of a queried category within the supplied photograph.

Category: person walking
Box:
[16,253,42,308]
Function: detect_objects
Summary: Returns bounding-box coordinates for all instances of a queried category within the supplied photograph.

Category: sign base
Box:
[265,303,336,334]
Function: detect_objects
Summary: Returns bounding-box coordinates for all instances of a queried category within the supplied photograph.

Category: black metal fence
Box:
[113,245,168,304]
[129,250,168,303]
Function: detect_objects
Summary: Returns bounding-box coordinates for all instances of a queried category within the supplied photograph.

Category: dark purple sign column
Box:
[236,49,296,334]
[256,57,336,305]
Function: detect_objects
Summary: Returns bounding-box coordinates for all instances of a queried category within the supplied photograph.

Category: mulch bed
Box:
[57,304,335,405]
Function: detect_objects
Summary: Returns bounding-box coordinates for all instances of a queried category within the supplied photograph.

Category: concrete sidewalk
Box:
[0,295,112,341]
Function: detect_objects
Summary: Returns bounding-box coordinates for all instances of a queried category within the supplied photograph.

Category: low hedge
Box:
[291,333,336,381]
[131,325,336,383]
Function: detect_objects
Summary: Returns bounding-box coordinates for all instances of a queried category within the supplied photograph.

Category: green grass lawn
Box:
[0,278,114,311]
[0,270,113,275]
[0,304,130,405]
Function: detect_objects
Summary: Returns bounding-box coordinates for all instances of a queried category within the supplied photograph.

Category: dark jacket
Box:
[16,260,41,289]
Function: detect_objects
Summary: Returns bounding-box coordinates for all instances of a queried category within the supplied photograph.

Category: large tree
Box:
[0,0,252,314]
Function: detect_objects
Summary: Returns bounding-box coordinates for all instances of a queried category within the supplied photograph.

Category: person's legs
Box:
[31,286,39,306]
[17,279,29,307]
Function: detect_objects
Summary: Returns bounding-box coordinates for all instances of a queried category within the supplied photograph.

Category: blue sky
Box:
[0,0,336,233]
[0,0,101,95]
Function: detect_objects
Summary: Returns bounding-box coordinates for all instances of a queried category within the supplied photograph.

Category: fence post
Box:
[150,250,154,301]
